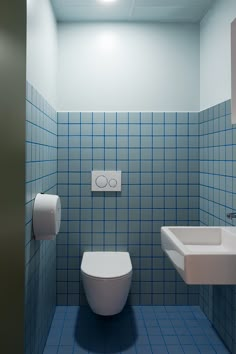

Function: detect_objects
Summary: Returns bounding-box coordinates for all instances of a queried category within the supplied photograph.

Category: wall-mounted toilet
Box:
[81,252,132,316]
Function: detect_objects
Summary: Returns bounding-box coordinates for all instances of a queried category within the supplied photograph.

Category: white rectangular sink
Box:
[161,226,236,284]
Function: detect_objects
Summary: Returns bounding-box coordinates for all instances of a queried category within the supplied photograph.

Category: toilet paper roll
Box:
[33,193,61,240]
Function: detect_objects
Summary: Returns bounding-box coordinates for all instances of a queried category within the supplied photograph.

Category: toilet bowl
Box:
[81,252,132,316]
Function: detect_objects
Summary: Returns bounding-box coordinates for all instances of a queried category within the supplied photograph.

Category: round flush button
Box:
[95,175,108,188]
[109,178,117,188]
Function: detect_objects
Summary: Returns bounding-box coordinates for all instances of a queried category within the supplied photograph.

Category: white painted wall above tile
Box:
[57,22,200,111]
[27,0,58,108]
[200,0,236,111]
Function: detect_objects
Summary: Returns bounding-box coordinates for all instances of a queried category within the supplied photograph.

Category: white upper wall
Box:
[57,22,199,112]
[27,0,57,107]
[26,0,236,112]
[200,0,236,110]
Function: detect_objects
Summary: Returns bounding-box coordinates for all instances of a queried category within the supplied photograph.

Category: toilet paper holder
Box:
[33,193,61,240]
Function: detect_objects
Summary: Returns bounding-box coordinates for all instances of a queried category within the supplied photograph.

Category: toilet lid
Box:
[81,252,132,278]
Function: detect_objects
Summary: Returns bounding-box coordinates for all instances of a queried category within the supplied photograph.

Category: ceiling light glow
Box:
[99,0,117,4]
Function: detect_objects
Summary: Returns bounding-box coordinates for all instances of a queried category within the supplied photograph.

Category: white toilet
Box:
[81,251,132,316]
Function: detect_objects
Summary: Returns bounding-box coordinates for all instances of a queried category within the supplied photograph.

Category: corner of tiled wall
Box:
[199,99,236,354]
[25,81,57,354]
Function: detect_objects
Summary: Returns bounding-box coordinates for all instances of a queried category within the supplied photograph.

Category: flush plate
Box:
[91,171,121,192]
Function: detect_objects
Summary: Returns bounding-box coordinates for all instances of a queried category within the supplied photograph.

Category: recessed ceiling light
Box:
[98,0,117,4]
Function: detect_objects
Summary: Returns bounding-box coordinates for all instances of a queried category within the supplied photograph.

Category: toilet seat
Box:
[81,252,132,279]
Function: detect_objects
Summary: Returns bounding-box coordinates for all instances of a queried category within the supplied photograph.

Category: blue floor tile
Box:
[43,346,58,354]
[121,348,136,354]
[166,344,184,353]
[181,312,196,320]
[189,326,205,335]
[43,305,230,354]
[46,328,62,343]
[178,335,195,345]
[197,344,216,353]
[163,335,180,345]
[149,335,165,345]
[145,319,158,327]
[57,346,74,354]
[73,343,88,353]
[136,326,147,335]
[213,344,230,353]
[158,319,173,327]
[207,333,224,345]
[161,327,176,335]
[193,335,210,345]
[136,344,152,354]
[182,344,199,354]
[156,312,169,319]
[174,327,190,336]
[146,326,162,335]
[135,335,149,345]
[51,319,64,328]
[151,345,168,354]
[185,319,199,327]
[73,348,88,353]
[168,313,182,320]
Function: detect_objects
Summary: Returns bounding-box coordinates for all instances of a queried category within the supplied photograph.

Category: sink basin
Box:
[161,226,236,284]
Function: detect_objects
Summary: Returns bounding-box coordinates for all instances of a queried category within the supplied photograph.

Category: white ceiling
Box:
[50,0,215,23]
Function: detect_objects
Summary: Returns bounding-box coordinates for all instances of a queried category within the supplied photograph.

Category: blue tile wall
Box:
[199,100,236,354]
[25,82,57,354]
[57,112,199,306]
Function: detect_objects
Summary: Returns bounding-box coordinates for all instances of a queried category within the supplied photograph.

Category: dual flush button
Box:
[96,175,117,188]
[91,171,121,192]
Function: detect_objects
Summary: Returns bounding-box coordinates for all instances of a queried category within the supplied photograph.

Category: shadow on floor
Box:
[74,306,137,353]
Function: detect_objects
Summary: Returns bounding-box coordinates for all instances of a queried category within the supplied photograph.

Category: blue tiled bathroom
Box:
[3,0,236,354]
